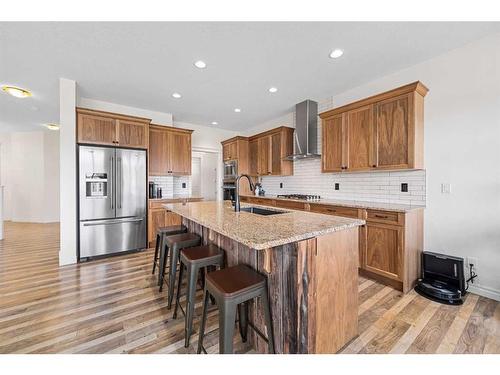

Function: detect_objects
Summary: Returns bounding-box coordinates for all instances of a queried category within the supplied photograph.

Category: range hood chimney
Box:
[285,100,321,161]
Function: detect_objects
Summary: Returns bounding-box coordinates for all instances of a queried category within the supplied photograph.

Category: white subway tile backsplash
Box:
[149,175,192,198]
[260,158,426,205]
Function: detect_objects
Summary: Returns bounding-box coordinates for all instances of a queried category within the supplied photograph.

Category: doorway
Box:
[191,150,219,201]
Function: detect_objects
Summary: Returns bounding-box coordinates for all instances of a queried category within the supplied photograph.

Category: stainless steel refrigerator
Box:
[79,145,147,259]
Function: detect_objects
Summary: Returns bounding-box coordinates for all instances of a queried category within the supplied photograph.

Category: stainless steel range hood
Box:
[284,100,321,161]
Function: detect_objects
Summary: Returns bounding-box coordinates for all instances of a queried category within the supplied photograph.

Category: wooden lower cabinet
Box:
[241,195,423,293]
[148,208,182,246]
[363,223,403,281]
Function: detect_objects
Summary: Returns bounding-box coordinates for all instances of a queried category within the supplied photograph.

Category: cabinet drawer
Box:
[309,204,360,219]
[275,199,307,211]
[366,209,404,226]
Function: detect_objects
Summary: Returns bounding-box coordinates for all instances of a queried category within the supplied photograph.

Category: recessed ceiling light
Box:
[45,123,60,131]
[172,92,182,99]
[194,60,207,69]
[1,85,32,98]
[211,121,218,125]
[234,108,241,113]
[329,49,344,59]
[269,87,278,93]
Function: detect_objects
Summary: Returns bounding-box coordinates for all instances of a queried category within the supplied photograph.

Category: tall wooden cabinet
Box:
[320,81,428,173]
[77,108,150,149]
[149,124,193,176]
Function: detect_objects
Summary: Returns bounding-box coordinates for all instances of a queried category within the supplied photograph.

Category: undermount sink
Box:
[240,206,286,216]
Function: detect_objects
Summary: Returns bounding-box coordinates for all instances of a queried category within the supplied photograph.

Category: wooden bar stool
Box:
[152,225,187,276]
[197,264,275,354]
[173,243,224,347]
[160,233,201,306]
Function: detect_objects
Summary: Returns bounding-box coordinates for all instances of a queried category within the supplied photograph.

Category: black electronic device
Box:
[414,251,469,305]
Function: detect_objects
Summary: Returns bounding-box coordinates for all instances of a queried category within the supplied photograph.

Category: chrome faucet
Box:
[234,174,255,212]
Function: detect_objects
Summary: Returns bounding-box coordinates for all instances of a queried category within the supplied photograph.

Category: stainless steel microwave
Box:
[223,160,238,180]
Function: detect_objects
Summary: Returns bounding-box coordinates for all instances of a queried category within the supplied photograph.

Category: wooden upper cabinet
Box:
[322,114,345,172]
[149,127,169,175]
[117,119,148,149]
[77,112,117,146]
[346,105,376,171]
[169,130,191,175]
[320,81,428,173]
[249,139,259,176]
[77,108,150,149]
[374,94,410,169]
[222,140,239,161]
[149,125,193,176]
[258,136,270,175]
[245,127,294,176]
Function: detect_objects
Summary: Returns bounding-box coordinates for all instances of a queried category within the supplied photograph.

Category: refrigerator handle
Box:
[110,156,114,209]
[118,157,122,209]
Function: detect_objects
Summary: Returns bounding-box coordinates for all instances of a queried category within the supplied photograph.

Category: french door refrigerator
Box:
[79,145,147,259]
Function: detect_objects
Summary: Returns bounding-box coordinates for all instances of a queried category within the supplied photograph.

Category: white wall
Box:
[246,33,500,300]
[0,131,60,223]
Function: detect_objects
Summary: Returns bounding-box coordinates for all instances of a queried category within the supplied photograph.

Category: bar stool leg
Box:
[184,264,199,347]
[219,301,237,354]
[152,234,160,274]
[172,263,184,319]
[261,287,275,354]
[197,290,211,354]
[237,301,249,343]
[159,241,169,292]
[167,246,179,309]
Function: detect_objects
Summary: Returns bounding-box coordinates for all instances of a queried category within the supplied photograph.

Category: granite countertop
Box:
[164,201,365,250]
[241,194,425,213]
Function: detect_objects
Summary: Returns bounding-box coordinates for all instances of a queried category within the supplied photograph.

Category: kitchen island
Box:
[164,200,365,354]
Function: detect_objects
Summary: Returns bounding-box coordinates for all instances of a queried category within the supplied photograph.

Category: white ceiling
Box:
[1,22,499,132]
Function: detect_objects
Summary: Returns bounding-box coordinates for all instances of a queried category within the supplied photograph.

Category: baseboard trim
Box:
[468,284,500,302]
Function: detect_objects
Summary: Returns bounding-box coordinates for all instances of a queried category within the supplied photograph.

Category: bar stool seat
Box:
[197,264,275,354]
[173,243,224,347]
[161,232,201,307]
[152,225,187,276]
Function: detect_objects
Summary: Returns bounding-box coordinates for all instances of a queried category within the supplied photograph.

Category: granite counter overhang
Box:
[164,201,365,250]
[241,194,425,213]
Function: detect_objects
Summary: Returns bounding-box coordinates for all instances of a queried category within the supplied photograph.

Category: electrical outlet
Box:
[334,183,340,190]
[182,182,186,189]
[401,183,408,192]
[441,183,451,194]
[466,256,479,278]
[280,182,283,189]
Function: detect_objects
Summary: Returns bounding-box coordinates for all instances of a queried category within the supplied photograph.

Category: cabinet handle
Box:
[374,214,389,219]
[372,165,377,168]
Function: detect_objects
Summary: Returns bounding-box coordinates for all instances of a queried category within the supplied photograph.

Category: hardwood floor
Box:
[0,222,498,354]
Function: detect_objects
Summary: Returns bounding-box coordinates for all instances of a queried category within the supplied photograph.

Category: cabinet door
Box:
[270,132,282,175]
[77,113,116,145]
[321,114,345,172]
[364,223,403,281]
[258,136,271,175]
[346,105,376,171]
[223,141,238,161]
[149,128,169,175]
[117,120,148,149]
[148,208,166,244]
[169,131,191,175]
[249,139,259,175]
[165,211,182,226]
[374,94,410,169]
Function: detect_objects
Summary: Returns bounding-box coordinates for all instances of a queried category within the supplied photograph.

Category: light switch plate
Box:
[441,183,451,194]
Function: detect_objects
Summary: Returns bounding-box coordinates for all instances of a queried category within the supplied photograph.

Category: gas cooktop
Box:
[276,194,321,201]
